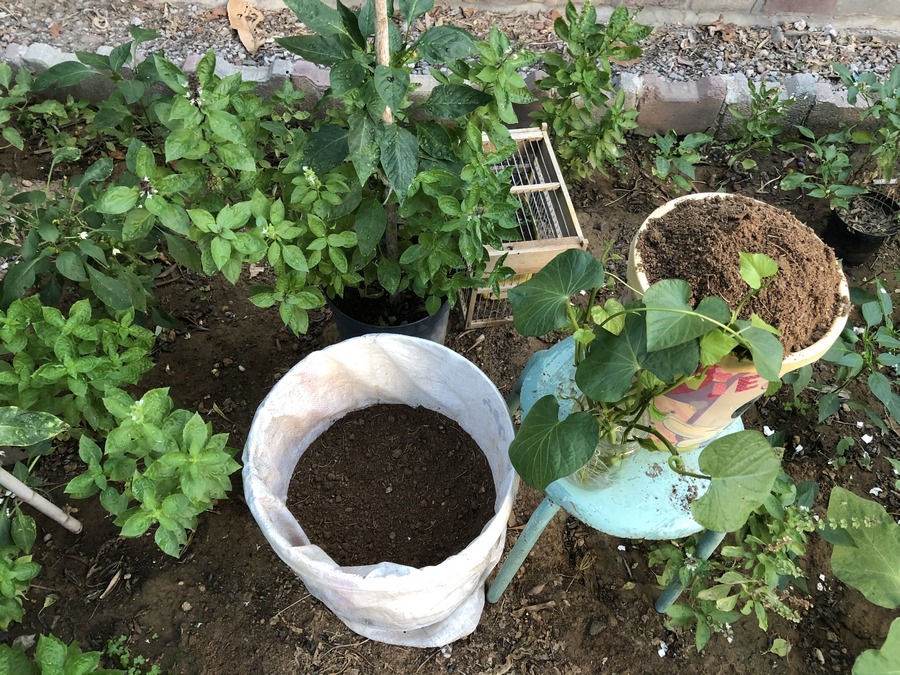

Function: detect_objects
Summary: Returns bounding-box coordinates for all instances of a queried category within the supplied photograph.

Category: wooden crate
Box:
[461,125,587,328]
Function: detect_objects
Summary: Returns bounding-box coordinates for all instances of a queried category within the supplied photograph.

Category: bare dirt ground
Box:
[5,142,898,674]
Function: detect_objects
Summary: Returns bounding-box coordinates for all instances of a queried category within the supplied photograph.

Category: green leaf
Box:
[329,60,366,95]
[120,510,155,538]
[303,124,348,175]
[691,431,782,532]
[421,83,492,120]
[210,238,232,270]
[739,253,779,290]
[642,280,729,351]
[577,313,700,402]
[355,199,386,256]
[853,618,900,675]
[276,34,352,66]
[283,0,347,36]
[206,109,245,144]
[94,186,139,215]
[508,249,605,336]
[414,25,478,62]
[399,0,432,23]
[829,487,900,609]
[374,65,410,115]
[348,113,379,184]
[868,371,900,422]
[152,54,188,93]
[123,206,157,241]
[82,157,114,184]
[164,232,201,271]
[33,61,96,90]
[0,407,67,446]
[508,395,599,491]
[55,251,88,282]
[86,265,132,311]
[378,125,418,201]
[165,127,209,163]
[737,325,784,382]
[2,127,23,151]
[11,511,36,554]
[35,634,67,671]
[217,143,257,172]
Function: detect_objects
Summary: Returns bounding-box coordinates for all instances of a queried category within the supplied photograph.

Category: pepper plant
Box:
[266,0,525,328]
[532,2,652,179]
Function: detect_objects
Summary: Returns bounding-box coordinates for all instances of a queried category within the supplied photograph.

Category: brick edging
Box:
[4,41,867,139]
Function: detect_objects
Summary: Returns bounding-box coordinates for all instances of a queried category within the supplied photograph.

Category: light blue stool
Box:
[487,337,743,611]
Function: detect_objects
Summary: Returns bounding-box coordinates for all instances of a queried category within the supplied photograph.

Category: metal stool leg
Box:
[654,529,726,612]
[488,496,561,603]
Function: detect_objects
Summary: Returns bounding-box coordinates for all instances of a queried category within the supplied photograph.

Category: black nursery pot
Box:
[327,293,451,344]
[824,192,900,267]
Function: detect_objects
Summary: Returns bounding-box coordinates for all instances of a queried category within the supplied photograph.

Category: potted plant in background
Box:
[244,0,537,340]
[825,63,900,265]
[781,63,900,266]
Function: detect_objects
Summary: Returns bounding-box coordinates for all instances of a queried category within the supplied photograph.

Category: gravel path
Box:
[2,0,899,82]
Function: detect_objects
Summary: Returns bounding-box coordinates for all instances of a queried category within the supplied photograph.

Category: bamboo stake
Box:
[374,0,393,125]
[0,467,83,533]
[374,0,400,273]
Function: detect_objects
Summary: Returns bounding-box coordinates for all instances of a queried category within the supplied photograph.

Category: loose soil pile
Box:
[636,194,848,353]
[287,403,496,568]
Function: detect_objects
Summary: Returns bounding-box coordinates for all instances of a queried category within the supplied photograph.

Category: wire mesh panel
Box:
[461,125,587,328]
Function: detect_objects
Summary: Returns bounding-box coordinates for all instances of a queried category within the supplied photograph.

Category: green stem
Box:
[667,454,710,481]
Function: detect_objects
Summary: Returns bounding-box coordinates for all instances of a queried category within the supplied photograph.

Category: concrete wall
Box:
[171,0,900,33]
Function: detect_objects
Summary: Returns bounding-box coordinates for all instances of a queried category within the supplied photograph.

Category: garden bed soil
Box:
[4,141,899,675]
[636,194,848,353]
[286,403,496,568]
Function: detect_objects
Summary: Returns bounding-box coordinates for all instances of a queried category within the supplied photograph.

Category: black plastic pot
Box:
[824,192,900,267]
[327,297,451,344]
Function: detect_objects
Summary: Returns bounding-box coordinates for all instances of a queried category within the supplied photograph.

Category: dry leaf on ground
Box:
[227,0,266,54]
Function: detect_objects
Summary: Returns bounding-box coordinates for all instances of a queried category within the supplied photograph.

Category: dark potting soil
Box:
[836,192,900,236]
[637,194,848,353]
[330,288,430,326]
[286,403,496,568]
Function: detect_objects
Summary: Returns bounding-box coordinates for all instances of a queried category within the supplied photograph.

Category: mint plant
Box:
[506,248,784,532]
[651,472,817,651]
[0,297,155,434]
[726,80,795,171]
[532,3,652,179]
[649,131,713,193]
[816,276,899,429]
[779,126,867,210]
[66,388,240,558]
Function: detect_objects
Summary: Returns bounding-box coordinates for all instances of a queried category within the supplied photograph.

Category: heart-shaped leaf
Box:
[643,280,730,351]
[577,312,699,403]
[828,486,900,609]
[508,249,605,336]
[509,395,598,491]
[691,430,781,532]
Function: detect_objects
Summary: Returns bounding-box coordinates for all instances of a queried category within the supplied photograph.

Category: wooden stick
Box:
[374,0,393,125]
[0,467,83,533]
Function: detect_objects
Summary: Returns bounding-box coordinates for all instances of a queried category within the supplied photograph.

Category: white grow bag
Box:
[243,334,517,647]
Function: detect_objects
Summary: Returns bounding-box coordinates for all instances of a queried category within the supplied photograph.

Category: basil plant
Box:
[507,248,787,533]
